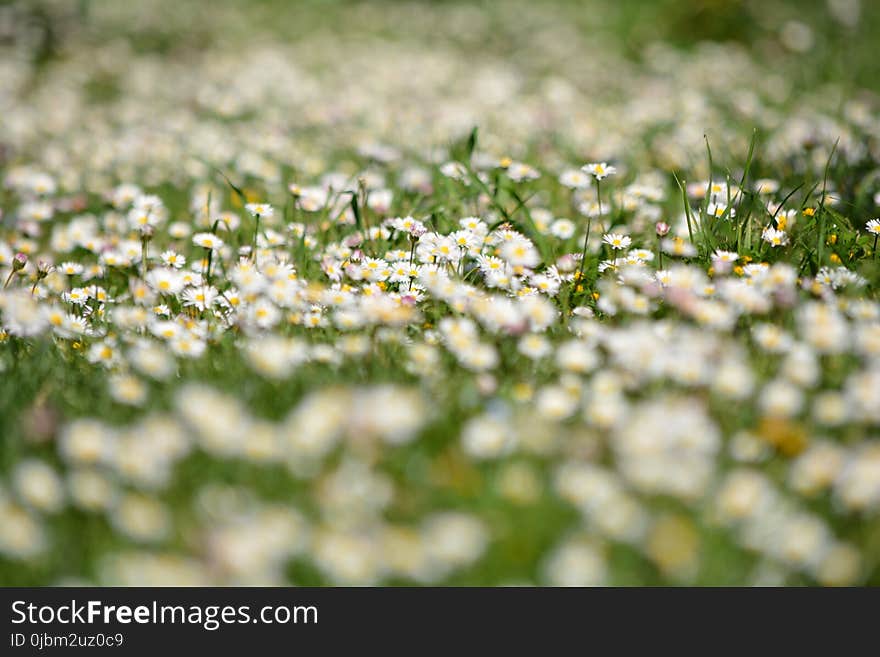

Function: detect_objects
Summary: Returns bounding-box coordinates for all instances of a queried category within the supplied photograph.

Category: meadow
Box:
[1,0,879,586]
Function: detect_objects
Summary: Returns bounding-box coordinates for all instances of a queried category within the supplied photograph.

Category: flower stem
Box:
[575,215,592,298]
[407,237,416,290]
[205,247,213,286]
[252,213,261,262]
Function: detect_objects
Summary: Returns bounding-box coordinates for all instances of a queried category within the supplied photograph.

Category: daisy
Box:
[297,188,329,212]
[866,219,880,235]
[182,286,219,311]
[58,262,84,276]
[161,250,186,269]
[762,227,790,247]
[577,200,609,217]
[28,172,56,196]
[706,203,735,219]
[458,216,487,233]
[110,183,141,208]
[361,257,391,282]
[127,207,160,231]
[439,161,468,182]
[145,267,181,294]
[179,270,204,287]
[192,232,224,250]
[661,237,698,257]
[367,189,393,213]
[129,342,174,380]
[258,229,286,248]
[477,255,506,274]
[388,263,414,284]
[628,248,654,262]
[248,298,282,330]
[602,233,631,250]
[550,219,576,239]
[245,203,274,218]
[581,162,617,180]
[426,235,459,263]
[390,216,427,236]
[63,287,90,306]
[518,334,552,360]
[168,221,192,239]
[530,273,560,296]
[59,313,87,338]
[149,320,182,340]
[712,250,739,263]
[109,375,148,406]
[169,335,207,358]
[214,211,241,231]
[597,259,620,273]
[450,230,479,252]
[499,238,540,268]
[559,169,592,189]
[506,162,540,182]
[43,305,65,329]
[20,201,54,222]
[87,341,117,367]
[384,249,409,262]
[754,179,780,194]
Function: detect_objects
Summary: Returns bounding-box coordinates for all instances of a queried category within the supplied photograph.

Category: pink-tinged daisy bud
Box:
[343,233,363,248]
[505,318,529,337]
[409,224,427,238]
[350,249,364,263]
[22,398,59,444]
[5,253,28,288]
[476,374,497,396]
[655,222,670,237]
[70,194,88,211]
[641,280,663,298]
[773,285,797,308]
[556,254,576,272]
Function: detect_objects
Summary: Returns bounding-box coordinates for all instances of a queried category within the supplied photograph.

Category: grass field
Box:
[1,0,880,586]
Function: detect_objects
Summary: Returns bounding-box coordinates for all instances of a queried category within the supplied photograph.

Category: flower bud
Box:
[343,233,363,248]
[556,254,576,272]
[12,253,27,271]
[36,260,53,280]
[655,222,671,237]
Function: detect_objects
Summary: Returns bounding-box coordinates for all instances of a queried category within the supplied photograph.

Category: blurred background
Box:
[2,0,878,83]
[1,0,877,187]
